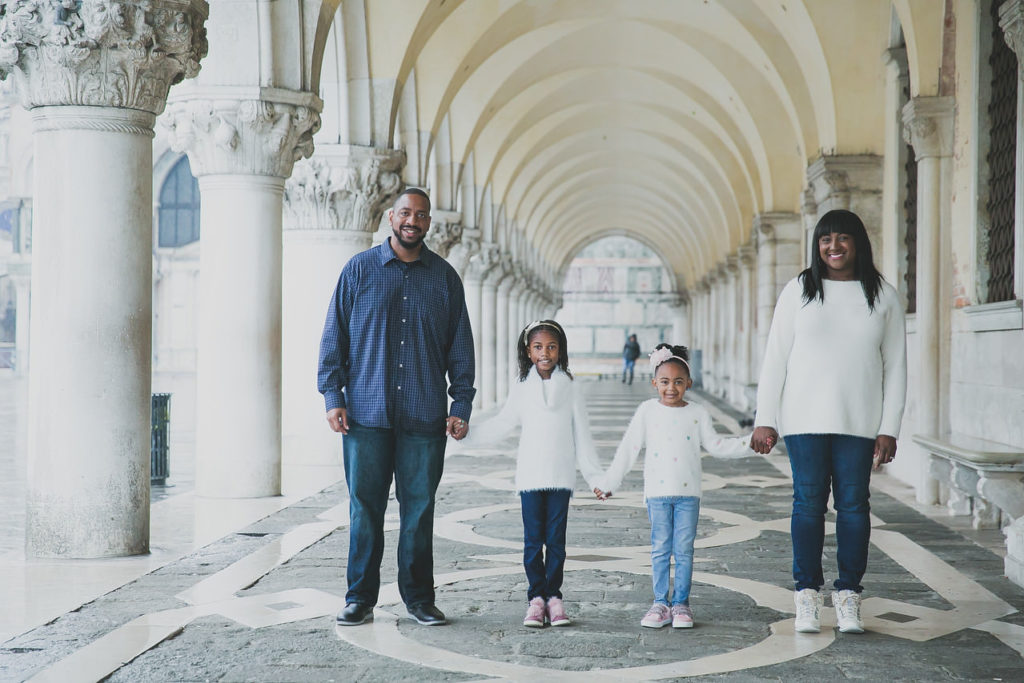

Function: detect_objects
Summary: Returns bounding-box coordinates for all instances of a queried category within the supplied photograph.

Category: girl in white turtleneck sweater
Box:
[460,320,602,629]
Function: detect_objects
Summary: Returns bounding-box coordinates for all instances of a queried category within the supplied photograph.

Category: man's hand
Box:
[750,426,778,454]
[873,434,897,470]
[327,407,348,434]
[593,487,611,501]
[446,416,469,440]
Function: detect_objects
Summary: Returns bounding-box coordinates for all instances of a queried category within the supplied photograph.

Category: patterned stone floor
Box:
[2,379,1024,681]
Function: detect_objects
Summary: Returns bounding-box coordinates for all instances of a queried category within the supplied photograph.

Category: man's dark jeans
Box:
[520,489,571,600]
[342,420,446,608]
[784,433,874,593]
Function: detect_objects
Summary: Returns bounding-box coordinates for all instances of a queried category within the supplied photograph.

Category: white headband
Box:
[649,346,690,373]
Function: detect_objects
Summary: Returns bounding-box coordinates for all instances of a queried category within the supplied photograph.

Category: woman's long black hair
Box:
[517,320,572,381]
[800,209,884,311]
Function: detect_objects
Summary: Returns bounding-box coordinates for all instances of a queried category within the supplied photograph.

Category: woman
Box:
[750,209,906,635]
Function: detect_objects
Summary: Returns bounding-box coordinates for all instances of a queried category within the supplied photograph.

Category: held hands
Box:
[593,487,611,501]
[873,434,897,470]
[749,426,778,454]
[327,407,349,434]
[446,416,469,440]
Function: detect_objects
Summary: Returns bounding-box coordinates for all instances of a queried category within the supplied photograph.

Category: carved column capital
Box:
[282,144,404,232]
[161,88,323,178]
[0,0,208,113]
[466,242,501,281]
[737,245,757,268]
[1000,0,1024,62]
[447,232,479,274]
[424,209,463,257]
[902,96,954,160]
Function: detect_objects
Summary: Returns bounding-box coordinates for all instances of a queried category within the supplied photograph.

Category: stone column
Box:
[449,234,481,404]
[464,244,499,405]
[163,90,321,498]
[494,261,515,403]
[280,145,404,467]
[881,46,911,285]
[753,212,803,378]
[724,256,742,405]
[0,0,209,557]
[481,261,510,409]
[903,96,954,504]
[737,245,757,411]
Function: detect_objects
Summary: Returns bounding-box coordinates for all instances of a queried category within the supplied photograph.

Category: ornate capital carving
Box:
[161,90,322,177]
[282,145,404,232]
[447,233,479,274]
[737,245,756,268]
[0,0,208,113]
[1000,0,1024,61]
[424,209,463,257]
[466,242,501,281]
[902,96,954,160]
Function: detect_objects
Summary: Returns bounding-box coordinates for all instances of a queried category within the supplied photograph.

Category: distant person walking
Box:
[622,334,641,384]
[750,209,906,636]
[318,187,476,628]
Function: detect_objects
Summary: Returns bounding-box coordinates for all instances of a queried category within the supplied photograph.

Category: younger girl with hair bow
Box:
[459,319,603,628]
[594,343,753,630]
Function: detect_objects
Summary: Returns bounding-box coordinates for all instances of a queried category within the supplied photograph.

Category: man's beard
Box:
[392,226,424,250]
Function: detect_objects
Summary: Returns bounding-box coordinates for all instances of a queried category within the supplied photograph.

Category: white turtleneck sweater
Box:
[754,277,907,439]
[461,366,603,494]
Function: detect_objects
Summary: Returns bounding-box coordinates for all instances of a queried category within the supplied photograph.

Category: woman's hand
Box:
[750,426,778,454]
[873,435,897,470]
[593,487,611,500]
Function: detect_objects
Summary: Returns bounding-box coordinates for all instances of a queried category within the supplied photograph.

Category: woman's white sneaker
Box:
[793,588,823,633]
[832,590,864,633]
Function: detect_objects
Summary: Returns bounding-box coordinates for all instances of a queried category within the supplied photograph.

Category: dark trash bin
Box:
[151,393,171,485]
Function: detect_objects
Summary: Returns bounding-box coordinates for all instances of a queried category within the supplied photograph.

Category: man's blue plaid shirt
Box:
[317,238,476,434]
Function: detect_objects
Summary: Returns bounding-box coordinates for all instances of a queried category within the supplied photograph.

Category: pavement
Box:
[2,378,1024,682]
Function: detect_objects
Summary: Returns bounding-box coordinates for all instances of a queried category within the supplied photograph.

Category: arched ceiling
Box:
[312,0,939,291]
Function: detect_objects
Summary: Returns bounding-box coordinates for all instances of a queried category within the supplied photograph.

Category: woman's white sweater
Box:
[596,400,750,499]
[462,366,603,494]
[754,277,907,439]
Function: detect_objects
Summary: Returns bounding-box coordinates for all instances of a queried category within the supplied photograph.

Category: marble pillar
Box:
[163,91,321,498]
[465,244,499,408]
[481,261,510,409]
[0,0,209,557]
[1001,1,1024,299]
[737,246,757,410]
[495,264,515,403]
[903,96,954,505]
[753,212,803,379]
[280,145,404,466]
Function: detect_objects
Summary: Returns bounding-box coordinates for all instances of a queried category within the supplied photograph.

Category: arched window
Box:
[158,156,200,248]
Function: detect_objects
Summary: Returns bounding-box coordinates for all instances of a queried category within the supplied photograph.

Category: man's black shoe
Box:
[336,602,374,626]
[408,603,447,625]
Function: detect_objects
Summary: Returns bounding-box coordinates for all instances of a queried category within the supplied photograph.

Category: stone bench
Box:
[913,432,1024,587]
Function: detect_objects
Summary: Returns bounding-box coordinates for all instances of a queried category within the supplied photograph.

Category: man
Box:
[622,333,641,384]
[318,187,475,627]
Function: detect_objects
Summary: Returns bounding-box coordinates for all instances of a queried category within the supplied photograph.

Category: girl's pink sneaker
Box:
[671,604,694,628]
[546,597,570,626]
[523,597,546,627]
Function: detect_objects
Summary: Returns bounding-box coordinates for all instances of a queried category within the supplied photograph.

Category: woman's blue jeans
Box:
[520,489,571,600]
[647,496,700,605]
[342,420,446,609]
[785,433,874,593]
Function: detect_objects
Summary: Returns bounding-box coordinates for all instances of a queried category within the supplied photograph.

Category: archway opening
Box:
[556,235,678,379]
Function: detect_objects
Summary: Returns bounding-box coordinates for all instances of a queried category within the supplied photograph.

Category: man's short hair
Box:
[395,187,431,211]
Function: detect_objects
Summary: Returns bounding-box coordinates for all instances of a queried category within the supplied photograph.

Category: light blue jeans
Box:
[647,496,700,605]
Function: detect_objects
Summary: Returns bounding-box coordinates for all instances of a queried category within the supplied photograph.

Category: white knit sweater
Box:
[596,400,750,499]
[461,366,603,494]
[754,277,907,439]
